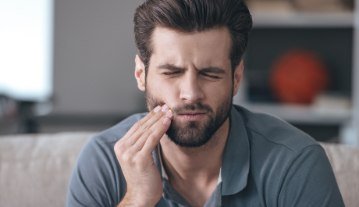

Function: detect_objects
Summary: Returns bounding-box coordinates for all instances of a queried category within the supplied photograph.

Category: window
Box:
[0,0,53,101]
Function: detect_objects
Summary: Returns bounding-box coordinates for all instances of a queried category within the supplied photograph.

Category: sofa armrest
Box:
[321,142,359,207]
[0,132,94,207]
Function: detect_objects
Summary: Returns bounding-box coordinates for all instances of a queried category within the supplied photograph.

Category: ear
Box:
[134,55,146,91]
[232,60,244,96]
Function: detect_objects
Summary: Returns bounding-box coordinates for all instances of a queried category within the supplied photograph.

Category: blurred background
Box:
[0,0,358,145]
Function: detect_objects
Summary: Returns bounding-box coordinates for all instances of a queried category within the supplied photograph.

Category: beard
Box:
[145,90,232,148]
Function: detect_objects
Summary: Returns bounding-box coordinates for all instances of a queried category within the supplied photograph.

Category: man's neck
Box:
[159,118,230,205]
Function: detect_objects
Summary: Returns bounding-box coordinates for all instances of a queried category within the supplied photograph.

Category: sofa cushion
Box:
[321,143,359,207]
[0,132,93,207]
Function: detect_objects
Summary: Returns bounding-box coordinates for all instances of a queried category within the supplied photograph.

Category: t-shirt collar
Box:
[221,105,250,195]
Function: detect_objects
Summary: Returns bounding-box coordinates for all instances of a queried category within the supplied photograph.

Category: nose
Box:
[179,72,204,103]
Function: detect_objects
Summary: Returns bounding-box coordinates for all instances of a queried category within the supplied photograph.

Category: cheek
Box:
[207,82,233,104]
[210,77,232,91]
[147,78,178,104]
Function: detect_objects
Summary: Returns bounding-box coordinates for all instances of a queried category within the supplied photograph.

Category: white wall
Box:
[53,0,146,115]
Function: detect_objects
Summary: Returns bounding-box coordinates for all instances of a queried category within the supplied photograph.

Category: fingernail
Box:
[161,105,169,112]
[154,106,161,113]
[165,109,173,118]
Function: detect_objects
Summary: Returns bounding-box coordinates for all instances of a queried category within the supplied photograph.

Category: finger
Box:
[128,107,172,152]
[140,109,172,154]
[114,108,164,159]
[126,107,166,146]
[120,106,164,148]
[124,105,162,139]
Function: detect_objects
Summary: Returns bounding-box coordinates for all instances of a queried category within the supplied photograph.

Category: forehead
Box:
[149,26,232,68]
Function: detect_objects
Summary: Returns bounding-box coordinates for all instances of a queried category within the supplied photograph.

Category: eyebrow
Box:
[200,67,226,74]
[158,64,183,71]
[157,64,226,74]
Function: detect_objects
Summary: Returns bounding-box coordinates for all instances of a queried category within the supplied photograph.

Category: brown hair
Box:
[134,0,252,70]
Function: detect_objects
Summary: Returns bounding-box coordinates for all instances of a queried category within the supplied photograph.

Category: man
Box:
[67,0,344,206]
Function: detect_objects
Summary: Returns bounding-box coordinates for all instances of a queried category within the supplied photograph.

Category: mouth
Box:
[176,112,207,121]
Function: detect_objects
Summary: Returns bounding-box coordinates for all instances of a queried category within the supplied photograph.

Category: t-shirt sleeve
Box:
[66,136,124,207]
[278,144,344,207]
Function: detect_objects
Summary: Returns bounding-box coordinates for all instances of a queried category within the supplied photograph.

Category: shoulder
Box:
[93,113,146,145]
[77,112,147,173]
[232,106,343,206]
[67,113,146,206]
[232,105,328,182]
[79,113,147,155]
[77,111,147,168]
[233,105,319,153]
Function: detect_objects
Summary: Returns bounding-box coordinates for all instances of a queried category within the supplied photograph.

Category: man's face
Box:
[135,27,243,147]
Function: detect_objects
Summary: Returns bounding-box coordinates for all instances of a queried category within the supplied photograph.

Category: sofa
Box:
[0,132,358,207]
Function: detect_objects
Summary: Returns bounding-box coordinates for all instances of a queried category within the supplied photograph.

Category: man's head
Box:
[133,0,252,147]
[134,0,252,70]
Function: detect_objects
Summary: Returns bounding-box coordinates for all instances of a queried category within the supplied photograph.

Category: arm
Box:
[66,105,172,207]
[66,137,122,207]
[278,145,344,207]
[115,105,172,207]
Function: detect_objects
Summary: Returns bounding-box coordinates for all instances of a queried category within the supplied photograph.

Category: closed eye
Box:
[158,64,184,77]
[200,72,221,79]
[162,70,182,76]
[199,67,225,80]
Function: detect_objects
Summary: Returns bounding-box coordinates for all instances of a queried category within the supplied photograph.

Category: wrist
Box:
[118,192,157,207]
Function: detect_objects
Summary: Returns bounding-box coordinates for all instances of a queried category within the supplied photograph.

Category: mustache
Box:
[145,92,212,114]
[171,103,212,114]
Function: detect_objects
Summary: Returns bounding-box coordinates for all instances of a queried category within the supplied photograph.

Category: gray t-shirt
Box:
[66,105,344,207]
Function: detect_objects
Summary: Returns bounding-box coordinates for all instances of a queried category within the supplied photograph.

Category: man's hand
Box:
[115,105,173,207]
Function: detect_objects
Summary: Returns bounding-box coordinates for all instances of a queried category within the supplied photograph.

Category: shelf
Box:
[252,11,354,28]
[240,103,352,125]
[242,0,359,144]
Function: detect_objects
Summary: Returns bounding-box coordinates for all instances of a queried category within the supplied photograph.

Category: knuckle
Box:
[141,124,149,132]
[120,152,133,163]
[139,119,147,126]
[149,126,161,136]
[147,134,158,144]
[132,122,141,130]
[114,140,125,153]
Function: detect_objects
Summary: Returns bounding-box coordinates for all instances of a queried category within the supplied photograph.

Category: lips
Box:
[177,112,206,116]
[176,112,207,121]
